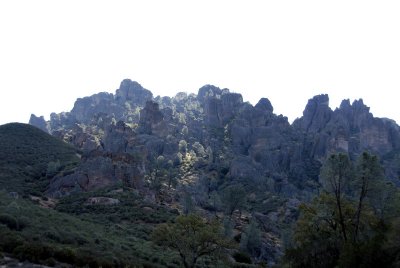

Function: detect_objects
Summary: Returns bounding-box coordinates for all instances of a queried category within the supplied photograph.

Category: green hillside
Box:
[0,123,79,195]
[0,190,180,267]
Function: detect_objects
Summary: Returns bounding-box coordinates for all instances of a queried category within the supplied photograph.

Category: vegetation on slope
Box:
[283,153,400,268]
[0,123,79,195]
[0,190,181,267]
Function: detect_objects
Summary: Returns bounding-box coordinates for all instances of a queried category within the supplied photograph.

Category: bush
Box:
[233,251,252,264]
[0,232,24,253]
[0,214,19,230]
[53,247,76,264]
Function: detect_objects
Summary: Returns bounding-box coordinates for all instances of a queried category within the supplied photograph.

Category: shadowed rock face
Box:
[293,96,399,159]
[295,94,332,133]
[32,79,400,196]
[103,121,135,153]
[138,101,167,136]
[29,114,50,133]
[115,79,153,106]
[47,151,145,198]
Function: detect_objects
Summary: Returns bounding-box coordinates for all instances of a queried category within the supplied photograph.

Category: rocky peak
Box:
[115,79,153,106]
[220,92,243,124]
[339,99,351,110]
[255,98,274,113]
[70,92,117,123]
[197,85,223,103]
[299,94,332,132]
[29,114,50,133]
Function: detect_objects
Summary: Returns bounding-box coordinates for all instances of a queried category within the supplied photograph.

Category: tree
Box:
[179,140,188,153]
[46,160,61,177]
[181,190,195,215]
[285,152,400,268]
[182,125,189,136]
[166,160,177,189]
[285,193,351,267]
[152,214,233,268]
[222,184,246,218]
[240,218,262,258]
[353,152,383,241]
[320,153,353,241]
[206,146,214,164]
[146,156,167,198]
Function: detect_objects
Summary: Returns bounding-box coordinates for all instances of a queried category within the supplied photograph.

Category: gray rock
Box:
[29,114,50,133]
[115,79,153,106]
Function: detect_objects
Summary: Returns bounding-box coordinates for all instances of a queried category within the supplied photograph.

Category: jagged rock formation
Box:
[29,114,50,133]
[28,79,400,265]
[30,80,400,195]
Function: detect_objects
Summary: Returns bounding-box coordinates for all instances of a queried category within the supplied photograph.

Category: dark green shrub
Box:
[233,251,252,264]
[0,214,18,230]
[53,247,76,264]
[44,230,62,242]
[17,216,29,230]
[45,257,56,266]
[13,243,54,263]
[0,233,24,252]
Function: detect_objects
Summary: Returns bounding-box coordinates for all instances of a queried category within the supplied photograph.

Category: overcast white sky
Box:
[1,0,400,125]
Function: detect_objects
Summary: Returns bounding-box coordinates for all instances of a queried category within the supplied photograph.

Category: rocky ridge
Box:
[29,78,400,197]
[29,79,400,265]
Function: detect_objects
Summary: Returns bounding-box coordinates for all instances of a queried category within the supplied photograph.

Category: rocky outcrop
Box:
[255,98,273,113]
[138,101,167,137]
[115,79,153,107]
[294,94,332,133]
[292,96,400,160]
[70,92,123,124]
[36,79,400,196]
[86,197,120,205]
[47,151,144,197]
[29,114,50,133]
[200,85,244,128]
[103,121,135,152]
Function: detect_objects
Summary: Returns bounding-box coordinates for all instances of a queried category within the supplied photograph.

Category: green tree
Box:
[240,218,262,258]
[353,152,383,241]
[320,153,353,241]
[46,160,61,177]
[152,214,233,268]
[222,184,246,219]
[181,190,195,215]
[285,152,400,268]
[182,125,189,136]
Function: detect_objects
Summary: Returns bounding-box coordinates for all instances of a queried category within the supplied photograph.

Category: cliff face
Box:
[30,80,400,197]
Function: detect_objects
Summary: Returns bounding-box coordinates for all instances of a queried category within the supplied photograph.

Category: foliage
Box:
[240,219,262,258]
[284,152,400,268]
[233,251,252,264]
[181,190,195,215]
[0,190,180,267]
[152,214,234,268]
[0,123,79,195]
[222,184,247,218]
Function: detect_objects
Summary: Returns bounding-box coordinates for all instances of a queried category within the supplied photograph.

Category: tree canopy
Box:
[284,152,400,268]
[152,214,234,268]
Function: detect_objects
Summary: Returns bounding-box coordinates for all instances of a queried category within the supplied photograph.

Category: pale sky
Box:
[1,0,399,125]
